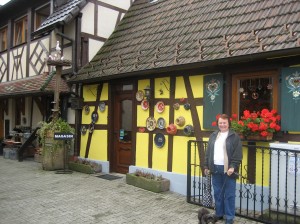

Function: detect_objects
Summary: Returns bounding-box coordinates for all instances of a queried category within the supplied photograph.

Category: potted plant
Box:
[126,170,170,193]
[37,118,74,170]
[68,157,102,174]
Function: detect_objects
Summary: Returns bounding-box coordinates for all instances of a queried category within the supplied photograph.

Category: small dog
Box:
[197,208,216,224]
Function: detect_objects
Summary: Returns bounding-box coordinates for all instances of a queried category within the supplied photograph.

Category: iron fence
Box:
[187,140,300,224]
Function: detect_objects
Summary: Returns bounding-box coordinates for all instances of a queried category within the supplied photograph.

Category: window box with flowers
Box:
[232,109,281,141]
[212,109,281,141]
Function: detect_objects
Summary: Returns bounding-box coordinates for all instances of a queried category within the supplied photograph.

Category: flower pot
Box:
[183,125,194,136]
[175,116,185,127]
[246,135,261,141]
[42,137,65,170]
[166,124,177,135]
[126,173,170,193]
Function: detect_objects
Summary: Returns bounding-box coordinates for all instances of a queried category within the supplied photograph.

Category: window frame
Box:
[14,16,28,46]
[231,70,279,117]
[0,26,7,51]
[34,3,50,30]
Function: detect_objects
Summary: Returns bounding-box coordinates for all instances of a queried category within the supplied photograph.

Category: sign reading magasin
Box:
[54,133,74,140]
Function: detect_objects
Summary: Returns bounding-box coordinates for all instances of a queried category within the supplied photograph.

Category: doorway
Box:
[112,85,134,174]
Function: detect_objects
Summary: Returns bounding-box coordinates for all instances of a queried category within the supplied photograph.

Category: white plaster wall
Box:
[10,46,27,80]
[81,2,95,35]
[97,6,119,38]
[0,52,8,82]
[89,39,104,61]
[98,0,131,10]
[64,20,76,40]
[62,46,72,62]
[31,99,43,129]
[4,99,14,132]
[67,108,75,124]
[29,37,50,77]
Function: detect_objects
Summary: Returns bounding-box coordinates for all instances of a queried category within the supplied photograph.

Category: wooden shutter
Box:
[281,68,300,131]
[203,73,223,129]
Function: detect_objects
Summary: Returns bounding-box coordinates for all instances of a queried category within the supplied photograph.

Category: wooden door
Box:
[113,92,133,173]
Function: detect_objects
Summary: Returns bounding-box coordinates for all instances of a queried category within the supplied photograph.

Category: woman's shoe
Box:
[225,219,233,224]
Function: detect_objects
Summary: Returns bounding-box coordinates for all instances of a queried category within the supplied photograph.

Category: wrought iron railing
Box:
[187,140,300,224]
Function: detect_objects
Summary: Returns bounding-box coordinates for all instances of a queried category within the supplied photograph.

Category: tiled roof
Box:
[0,72,69,98]
[33,0,86,36]
[72,0,300,82]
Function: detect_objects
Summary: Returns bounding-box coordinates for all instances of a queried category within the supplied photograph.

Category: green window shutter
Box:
[281,68,300,131]
[203,73,223,129]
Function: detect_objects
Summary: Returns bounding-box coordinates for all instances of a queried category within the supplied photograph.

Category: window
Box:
[35,4,50,30]
[0,27,7,51]
[232,70,278,118]
[14,16,27,45]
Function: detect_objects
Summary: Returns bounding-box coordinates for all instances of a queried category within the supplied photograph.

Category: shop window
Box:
[0,27,7,51]
[35,4,50,30]
[14,16,27,46]
[231,71,278,118]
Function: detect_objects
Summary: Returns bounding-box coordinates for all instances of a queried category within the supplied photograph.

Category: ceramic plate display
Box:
[91,111,98,123]
[146,116,156,131]
[99,102,106,112]
[84,105,90,114]
[154,133,165,148]
[141,99,149,110]
[156,101,165,113]
[157,117,166,129]
[136,90,144,102]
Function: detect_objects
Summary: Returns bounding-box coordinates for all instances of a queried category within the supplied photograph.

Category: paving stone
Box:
[0,157,262,224]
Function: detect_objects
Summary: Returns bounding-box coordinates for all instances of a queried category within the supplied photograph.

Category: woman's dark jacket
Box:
[204,129,242,177]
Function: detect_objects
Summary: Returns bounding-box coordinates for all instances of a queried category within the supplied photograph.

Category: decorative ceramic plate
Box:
[99,102,106,112]
[156,101,165,113]
[84,105,90,114]
[136,90,144,102]
[146,116,156,131]
[157,117,166,129]
[154,133,165,148]
[91,111,98,123]
[141,99,149,110]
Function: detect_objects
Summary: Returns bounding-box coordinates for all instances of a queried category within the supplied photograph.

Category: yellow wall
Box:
[80,83,109,161]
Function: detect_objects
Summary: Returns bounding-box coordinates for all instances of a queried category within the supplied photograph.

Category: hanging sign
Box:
[54,133,74,140]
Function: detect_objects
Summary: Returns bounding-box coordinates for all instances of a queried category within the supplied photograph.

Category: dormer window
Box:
[35,4,50,30]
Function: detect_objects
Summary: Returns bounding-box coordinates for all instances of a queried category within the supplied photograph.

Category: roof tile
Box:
[72,0,300,82]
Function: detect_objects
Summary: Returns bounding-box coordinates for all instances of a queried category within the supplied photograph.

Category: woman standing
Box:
[204,114,242,224]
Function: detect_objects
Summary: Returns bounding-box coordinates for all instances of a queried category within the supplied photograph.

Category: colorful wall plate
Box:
[91,111,98,123]
[154,133,165,148]
[99,102,106,112]
[146,116,156,131]
[136,90,144,101]
[156,101,165,113]
[157,117,166,129]
[141,99,149,110]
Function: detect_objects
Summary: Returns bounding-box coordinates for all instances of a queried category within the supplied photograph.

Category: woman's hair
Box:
[217,114,231,127]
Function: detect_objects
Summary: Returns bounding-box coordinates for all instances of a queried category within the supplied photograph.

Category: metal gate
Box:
[187,140,300,224]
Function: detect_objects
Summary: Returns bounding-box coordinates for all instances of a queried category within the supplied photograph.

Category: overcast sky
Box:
[0,0,11,6]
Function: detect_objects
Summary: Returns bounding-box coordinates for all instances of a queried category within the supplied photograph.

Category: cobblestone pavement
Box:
[0,157,262,224]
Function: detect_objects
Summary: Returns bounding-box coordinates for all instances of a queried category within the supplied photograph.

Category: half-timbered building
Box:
[0,0,132,148]
[70,0,300,195]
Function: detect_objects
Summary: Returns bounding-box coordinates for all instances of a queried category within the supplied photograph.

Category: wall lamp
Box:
[144,85,151,102]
